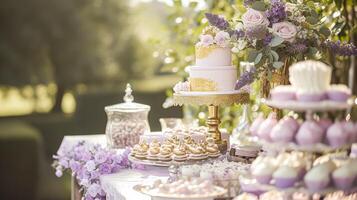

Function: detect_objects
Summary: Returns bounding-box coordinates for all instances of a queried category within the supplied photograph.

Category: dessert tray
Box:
[133,184,227,200]
[264,99,353,112]
[128,153,217,167]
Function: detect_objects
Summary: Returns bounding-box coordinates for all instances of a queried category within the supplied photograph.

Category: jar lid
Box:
[104,83,151,112]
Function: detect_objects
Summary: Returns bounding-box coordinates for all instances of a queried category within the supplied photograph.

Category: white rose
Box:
[242,8,269,28]
[272,21,297,42]
[214,31,230,47]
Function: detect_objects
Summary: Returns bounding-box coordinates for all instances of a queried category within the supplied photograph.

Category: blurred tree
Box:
[0,0,132,112]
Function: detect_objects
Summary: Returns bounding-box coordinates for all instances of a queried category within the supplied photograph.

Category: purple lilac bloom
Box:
[287,43,308,54]
[235,67,256,90]
[98,163,112,174]
[229,29,245,39]
[87,183,102,198]
[266,0,286,24]
[323,40,357,56]
[205,13,229,30]
[246,25,267,40]
[94,150,108,164]
[263,34,273,45]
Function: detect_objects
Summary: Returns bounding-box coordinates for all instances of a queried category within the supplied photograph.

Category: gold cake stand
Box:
[173,91,250,152]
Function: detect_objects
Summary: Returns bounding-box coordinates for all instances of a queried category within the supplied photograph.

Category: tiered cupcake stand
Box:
[240,97,356,198]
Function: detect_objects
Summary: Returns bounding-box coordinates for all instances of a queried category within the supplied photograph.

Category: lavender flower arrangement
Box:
[205,0,357,88]
[53,141,144,200]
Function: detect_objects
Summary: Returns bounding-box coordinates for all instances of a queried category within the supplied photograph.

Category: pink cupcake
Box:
[270,121,296,143]
[257,113,278,142]
[273,166,298,188]
[342,121,357,143]
[270,85,296,101]
[317,117,333,132]
[296,120,324,145]
[326,122,349,148]
[332,164,356,190]
[327,84,351,102]
[249,113,265,136]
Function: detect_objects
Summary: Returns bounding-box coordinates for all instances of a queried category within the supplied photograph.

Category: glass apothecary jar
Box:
[105,84,151,149]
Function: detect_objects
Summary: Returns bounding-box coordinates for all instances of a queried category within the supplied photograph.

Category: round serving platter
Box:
[128,153,216,167]
[133,184,227,200]
[264,99,353,112]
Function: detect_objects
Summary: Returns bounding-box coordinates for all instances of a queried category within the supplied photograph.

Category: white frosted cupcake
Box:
[273,166,298,188]
[332,164,356,190]
[252,162,276,184]
[304,166,331,192]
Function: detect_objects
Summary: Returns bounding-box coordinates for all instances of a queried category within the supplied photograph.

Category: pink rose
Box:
[199,34,214,47]
[272,21,297,42]
[214,31,230,47]
[242,8,269,28]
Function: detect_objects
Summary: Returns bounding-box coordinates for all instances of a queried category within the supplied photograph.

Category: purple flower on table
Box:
[58,158,69,168]
[132,163,146,170]
[80,178,90,187]
[90,170,100,179]
[99,163,112,174]
[266,0,286,24]
[85,160,96,172]
[94,150,108,164]
[87,183,102,198]
[205,13,229,30]
[55,169,63,177]
[69,160,81,172]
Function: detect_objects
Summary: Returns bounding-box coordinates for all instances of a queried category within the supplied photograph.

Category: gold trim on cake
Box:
[189,78,217,91]
[195,45,218,59]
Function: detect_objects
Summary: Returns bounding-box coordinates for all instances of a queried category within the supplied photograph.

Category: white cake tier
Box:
[195,46,231,67]
[188,65,237,91]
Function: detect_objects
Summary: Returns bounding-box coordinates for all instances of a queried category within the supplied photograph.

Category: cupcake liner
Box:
[271,92,296,101]
[275,177,297,188]
[327,136,348,148]
[305,179,330,192]
[333,176,355,190]
[327,91,350,102]
[255,174,272,184]
[296,93,326,102]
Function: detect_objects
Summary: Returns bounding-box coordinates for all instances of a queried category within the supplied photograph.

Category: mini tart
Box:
[205,137,221,158]
[147,147,160,160]
[189,146,207,160]
[158,147,172,162]
[173,146,188,162]
[135,146,148,160]
[150,139,161,148]
[132,144,141,156]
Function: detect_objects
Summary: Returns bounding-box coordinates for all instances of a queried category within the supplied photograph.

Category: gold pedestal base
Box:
[207,104,227,153]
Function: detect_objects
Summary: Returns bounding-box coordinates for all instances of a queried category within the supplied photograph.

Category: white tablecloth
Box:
[58,134,169,200]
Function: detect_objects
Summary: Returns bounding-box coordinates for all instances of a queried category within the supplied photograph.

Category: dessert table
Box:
[57,134,169,200]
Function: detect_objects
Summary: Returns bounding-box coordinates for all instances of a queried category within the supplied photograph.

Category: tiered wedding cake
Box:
[174,27,237,92]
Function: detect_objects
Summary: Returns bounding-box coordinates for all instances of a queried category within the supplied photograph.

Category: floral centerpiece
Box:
[53,141,144,200]
[205,0,357,94]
